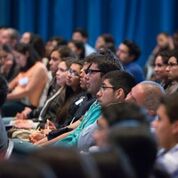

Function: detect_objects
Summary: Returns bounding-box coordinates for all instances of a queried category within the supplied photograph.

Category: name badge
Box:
[18,77,29,86]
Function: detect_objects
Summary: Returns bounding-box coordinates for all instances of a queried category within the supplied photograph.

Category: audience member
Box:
[126,81,165,120]
[77,70,136,151]
[165,50,178,94]
[0,158,57,178]
[91,147,135,178]
[95,33,115,53]
[152,92,178,177]
[2,43,48,117]
[153,50,171,90]
[116,40,145,83]
[68,40,85,59]
[145,32,171,80]
[0,45,19,82]
[29,147,99,178]
[72,28,95,56]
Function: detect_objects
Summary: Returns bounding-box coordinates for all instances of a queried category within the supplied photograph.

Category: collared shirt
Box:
[157,144,178,177]
[124,62,145,83]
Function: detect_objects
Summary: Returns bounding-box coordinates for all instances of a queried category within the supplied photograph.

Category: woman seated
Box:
[0,45,19,82]
[10,60,84,142]
[1,43,48,117]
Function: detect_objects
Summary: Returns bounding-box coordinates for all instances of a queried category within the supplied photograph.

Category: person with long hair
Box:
[2,43,48,117]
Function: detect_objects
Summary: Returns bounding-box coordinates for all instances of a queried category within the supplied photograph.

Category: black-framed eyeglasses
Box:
[167,63,178,67]
[84,68,102,75]
[68,68,80,77]
[154,64,166,68]
[50,57,60,61]
[58,67,68,73]
[99,85,115,92]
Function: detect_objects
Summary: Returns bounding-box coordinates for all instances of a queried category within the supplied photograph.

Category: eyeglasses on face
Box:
[58,68,68,73]
[154,64,166,68]
[167,62,178,67]
[84,68,102,75]
[68,68,80,77]
[50,57,60,61]
[99,85,115,92]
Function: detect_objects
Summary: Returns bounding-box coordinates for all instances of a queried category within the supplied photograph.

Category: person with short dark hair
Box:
[93,102,148,149]
[72,27,95,56]
[152,92,178,177]
[109,123,157,178]
[95,33,116,53]
[0,158,57,178]
[91,147,136,178]
[29,147,99,178]
[91,100,156,178]
[39,51,121,147]
[68,40,85,59]
[116,40,145,83]
[77,71,136,151]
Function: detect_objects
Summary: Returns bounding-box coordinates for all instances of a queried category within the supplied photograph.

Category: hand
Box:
[29,131,45,144]
[45,120,56,130]
[15,107,32,120]
[15,112,26,120]
[14,120,34,129]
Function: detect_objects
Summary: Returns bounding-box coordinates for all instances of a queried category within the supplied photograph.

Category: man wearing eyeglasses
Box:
[11,49,124,153]
[41,51,123,147]
[77,70,136,151]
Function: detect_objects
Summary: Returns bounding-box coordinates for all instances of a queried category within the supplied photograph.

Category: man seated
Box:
[116,40,145,83]
[12,49,124,153]
[152,92,178,178]
[77,70,136,151]
[126,81,165,121]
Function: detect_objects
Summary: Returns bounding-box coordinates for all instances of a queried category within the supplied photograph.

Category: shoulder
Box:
[158,146,178,174]
[31,62,48,75]
[34,62,47,71]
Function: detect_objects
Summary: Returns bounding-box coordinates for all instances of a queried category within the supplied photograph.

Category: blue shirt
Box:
[124,62,145,83]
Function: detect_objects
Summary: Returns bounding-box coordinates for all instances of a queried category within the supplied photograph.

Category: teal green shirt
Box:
[53,101,101,146]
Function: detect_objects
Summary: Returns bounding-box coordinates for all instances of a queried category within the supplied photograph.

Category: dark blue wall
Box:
[0,0,178,66]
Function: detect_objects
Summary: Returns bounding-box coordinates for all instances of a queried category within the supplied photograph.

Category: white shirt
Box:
[157,144,178,177]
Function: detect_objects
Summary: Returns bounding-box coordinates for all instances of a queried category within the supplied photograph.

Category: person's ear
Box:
[115,88,125,101]
[172,120,178,135]
[128,55,135,62]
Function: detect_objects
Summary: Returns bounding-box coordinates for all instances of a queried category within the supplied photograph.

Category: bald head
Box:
[126,81,165,116]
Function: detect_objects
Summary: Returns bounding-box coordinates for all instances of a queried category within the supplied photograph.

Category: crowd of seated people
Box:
[0,27,178,178]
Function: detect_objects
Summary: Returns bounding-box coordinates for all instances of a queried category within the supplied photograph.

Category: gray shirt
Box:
[77,121,98,152]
